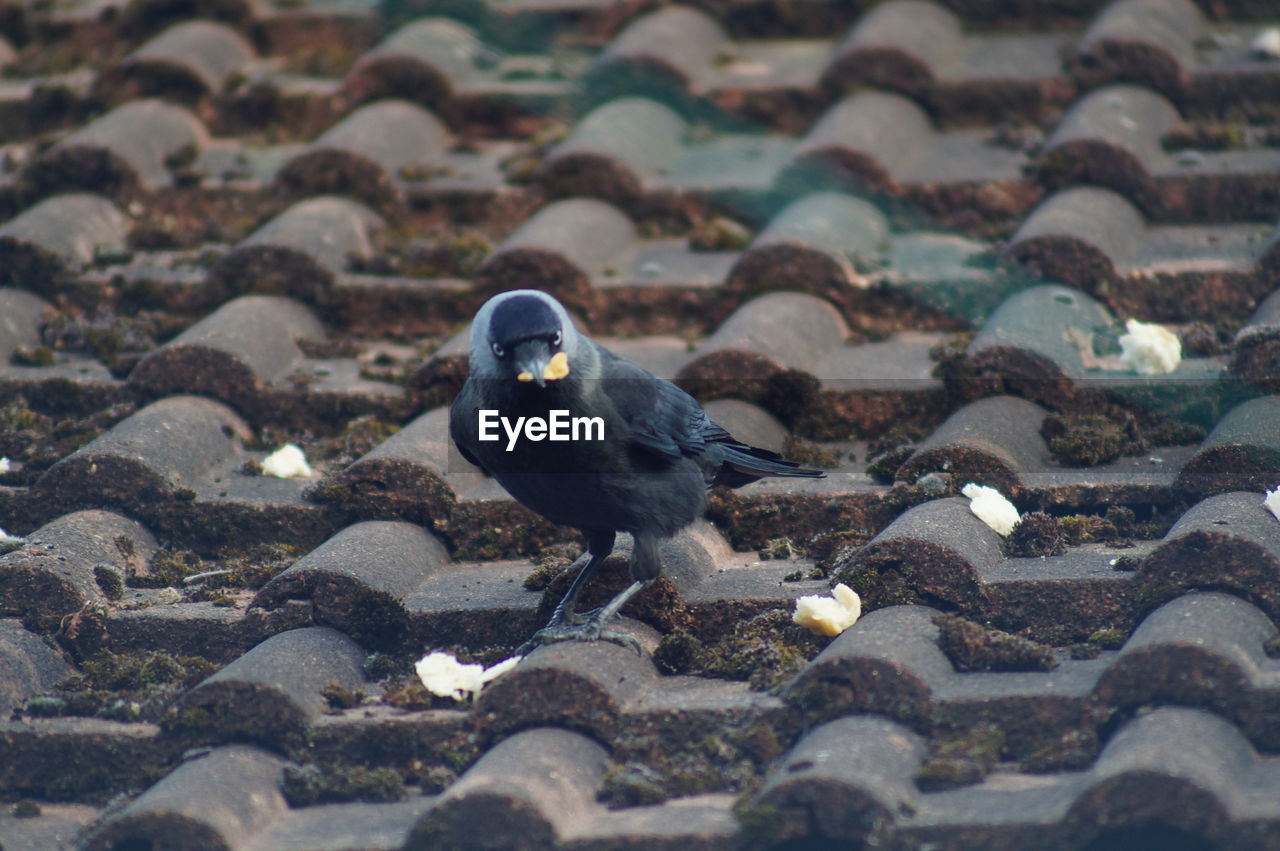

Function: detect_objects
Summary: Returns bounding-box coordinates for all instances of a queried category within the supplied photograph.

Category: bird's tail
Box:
[715,442,826,488]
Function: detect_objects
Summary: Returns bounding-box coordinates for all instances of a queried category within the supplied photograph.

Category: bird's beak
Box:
[513,341,569,387]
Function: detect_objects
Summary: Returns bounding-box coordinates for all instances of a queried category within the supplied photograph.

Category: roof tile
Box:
[474,196,639,310]
[344,18,494,110]
[539,97,687,205]
[205,195,384,307]
[1036,84,1280,221]
[254,520,451,650]
[896,395,1051,495]
[1094,591,1278,746]
[309,406,455,530]
[276,99,452,211]
[128,294,328,420]
[85,745,288,851]
[1232,287,1280,391]
[584,6,729,104]
[94,20,256,106]
[824,0,1076,123]
[1175,395,1280,495]
[1072,0,1204,100]
[1139,491,1280,619]
[35,394,252,516]
[749,715,924,846]
[782,90,1039,234]
[24,99,208,198]
[171,626,367,747]
[0,619,74,718]
[407,728,609,849]
[0,194,130,296]
[0,509,156,633]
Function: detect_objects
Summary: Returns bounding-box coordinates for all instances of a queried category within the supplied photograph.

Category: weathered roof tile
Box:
[254,520,450,650]
[824,0,1075,123]
[171,626,367,747]
[128,295,327,419]
[276,99,452,211]
[24,99,208,198]
[1036,84,1280,222]
[0,194,130,296]
[1175,396,1280,495]
[1139,491,1280,619]
[407,728,609,849]
[0,619,73,718]
[35,394,252,515]
[0,509,155,633]
[94,20,256,106]
[749,715,924,846]
[85,745,288,851]
[205,195,383,307]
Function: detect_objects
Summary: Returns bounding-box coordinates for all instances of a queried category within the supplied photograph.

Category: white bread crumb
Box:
[962,483,1020,536]
[1265,486,1280,523]
[792,583,862,637]
[1118,319,1181,376]
[261,444,313,478]
[1252,28,1280,58]
[415,651,522,702]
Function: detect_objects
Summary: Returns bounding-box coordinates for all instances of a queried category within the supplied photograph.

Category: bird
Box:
[450,289,826,653]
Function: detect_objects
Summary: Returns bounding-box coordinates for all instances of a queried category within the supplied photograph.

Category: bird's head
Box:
[471,290,578,388]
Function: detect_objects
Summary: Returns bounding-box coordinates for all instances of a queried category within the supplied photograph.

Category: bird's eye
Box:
[552,330,562,347]
[491,342,504,358]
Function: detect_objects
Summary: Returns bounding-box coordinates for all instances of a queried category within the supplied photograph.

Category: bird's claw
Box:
[515,616,643,656]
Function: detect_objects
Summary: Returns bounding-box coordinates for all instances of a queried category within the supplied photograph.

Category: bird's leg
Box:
[517,531,618,655]
[517,580,652,655]
[544,550,602,628]
[584,580,649,627]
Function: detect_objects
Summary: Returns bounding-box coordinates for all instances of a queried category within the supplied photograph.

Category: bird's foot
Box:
[516,580,650,656]
[515,611,642,656]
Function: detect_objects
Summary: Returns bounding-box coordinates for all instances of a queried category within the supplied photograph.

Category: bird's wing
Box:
[449,379,487,473]
[597,343,824,485]
[597,346,726,462]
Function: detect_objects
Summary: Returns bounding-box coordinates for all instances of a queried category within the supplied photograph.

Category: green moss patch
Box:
[282,763,406,806]
[933,613,1058,673]
[653,609,826,692]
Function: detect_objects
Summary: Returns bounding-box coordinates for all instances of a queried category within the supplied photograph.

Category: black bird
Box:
[450,290,825,652]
